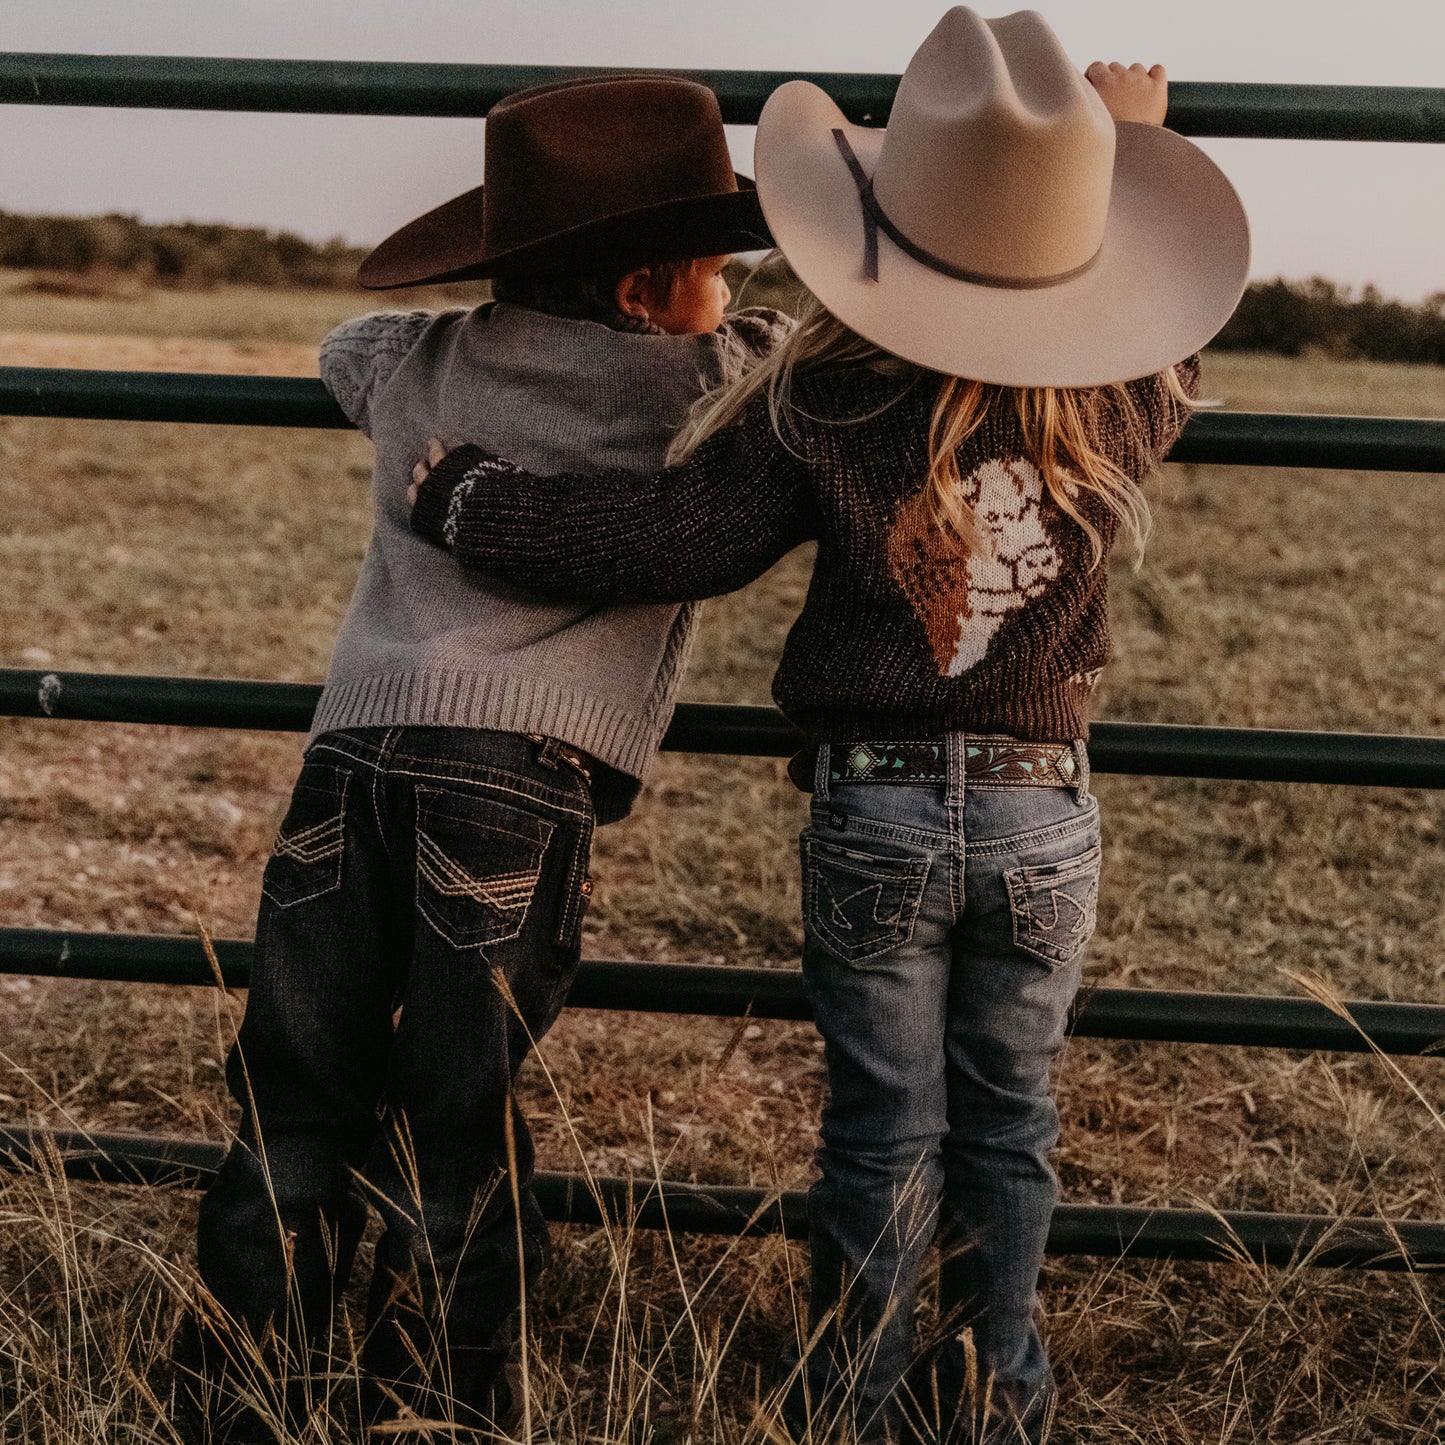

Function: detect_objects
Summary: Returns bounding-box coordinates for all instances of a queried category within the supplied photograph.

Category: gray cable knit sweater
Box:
[314,301,787,822]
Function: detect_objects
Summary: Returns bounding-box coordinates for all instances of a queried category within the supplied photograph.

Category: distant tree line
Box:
[1212,277,1445,366]
[3,210,1442,364]
[0,210,365,289]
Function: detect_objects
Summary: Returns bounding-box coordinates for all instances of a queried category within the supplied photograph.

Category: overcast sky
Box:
[5,0,1443,299]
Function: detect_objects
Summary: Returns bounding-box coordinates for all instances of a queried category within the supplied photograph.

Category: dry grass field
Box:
[0,273,1442,1442]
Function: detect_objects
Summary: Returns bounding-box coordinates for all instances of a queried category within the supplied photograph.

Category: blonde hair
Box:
[670,290,1194,565]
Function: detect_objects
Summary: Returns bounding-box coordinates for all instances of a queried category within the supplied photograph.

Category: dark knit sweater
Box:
[411,355,1199,745]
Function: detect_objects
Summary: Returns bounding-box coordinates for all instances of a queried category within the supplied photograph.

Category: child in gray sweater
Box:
[174,75,783,1442]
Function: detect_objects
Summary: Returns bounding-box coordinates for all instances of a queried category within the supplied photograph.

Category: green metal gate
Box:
[1,54,1443,1269]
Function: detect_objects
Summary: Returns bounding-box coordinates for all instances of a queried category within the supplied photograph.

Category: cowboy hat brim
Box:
[359,176,771,289]
[754,81,1250,388]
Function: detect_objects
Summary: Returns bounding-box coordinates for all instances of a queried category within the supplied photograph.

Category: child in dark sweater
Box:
[408,15,1248,1445]
[174,75,783,1442]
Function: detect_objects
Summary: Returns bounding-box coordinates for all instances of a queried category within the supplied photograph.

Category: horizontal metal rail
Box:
[3,669,1442,789]
[1163,411,1445,474]
[2,1126,1440,1269]
[4,368,1445,474]
[0,368,351,430]
[4,929,1443,1055]
[2,55,1443,142]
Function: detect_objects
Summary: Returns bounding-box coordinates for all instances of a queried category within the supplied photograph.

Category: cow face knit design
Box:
[410,354,1200,746]
[885,456,1078,677]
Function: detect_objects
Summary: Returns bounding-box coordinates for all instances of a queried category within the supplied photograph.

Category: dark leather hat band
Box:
[831,129,1100,290]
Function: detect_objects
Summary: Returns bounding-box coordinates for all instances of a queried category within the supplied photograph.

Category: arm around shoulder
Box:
[722,305,796,360]
[411,397,820,604]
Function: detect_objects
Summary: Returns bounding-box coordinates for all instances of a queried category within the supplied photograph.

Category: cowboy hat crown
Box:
[875,8,1115,283]
[360,75,770,289]
[753,7,1250,386]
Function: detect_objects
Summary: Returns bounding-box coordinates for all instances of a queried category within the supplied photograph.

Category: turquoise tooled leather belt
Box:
[788,737,1082,790]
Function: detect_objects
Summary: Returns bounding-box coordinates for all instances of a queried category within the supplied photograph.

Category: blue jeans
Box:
[176,727,594,1439]
[787,738,1100,1445]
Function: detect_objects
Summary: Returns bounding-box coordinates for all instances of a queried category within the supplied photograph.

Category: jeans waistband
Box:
[309,725,594,791]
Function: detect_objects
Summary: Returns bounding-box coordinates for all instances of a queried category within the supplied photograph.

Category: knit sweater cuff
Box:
[410,445,485,546]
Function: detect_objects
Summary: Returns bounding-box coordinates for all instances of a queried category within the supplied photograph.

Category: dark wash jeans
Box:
[786,738,1100,1445]
[180,726,594,1436]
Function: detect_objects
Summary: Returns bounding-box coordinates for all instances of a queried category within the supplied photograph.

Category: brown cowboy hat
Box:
[754,7,1250,386]
[359,75,771,289]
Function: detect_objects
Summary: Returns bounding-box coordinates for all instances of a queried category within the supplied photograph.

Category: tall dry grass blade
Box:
[193,909,233,997]
[709,1004,755,1087]
[1282,967,1445,1136]
[1280,969,1445,1369]
[502,1088,533,1445]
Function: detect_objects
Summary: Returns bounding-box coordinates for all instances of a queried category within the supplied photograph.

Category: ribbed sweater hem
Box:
[309,669,671,781]
[789,686,1092,748]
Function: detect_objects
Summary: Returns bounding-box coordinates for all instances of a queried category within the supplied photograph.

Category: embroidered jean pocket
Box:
[801,832,931,963]
[262,764,349,909]
[415,785,556,950]
[1005,845,1101,968]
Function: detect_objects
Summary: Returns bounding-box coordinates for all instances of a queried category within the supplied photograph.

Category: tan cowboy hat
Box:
[754,7,1250,386]
[360,75,770,288]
